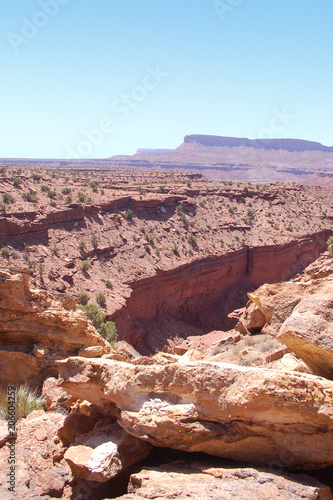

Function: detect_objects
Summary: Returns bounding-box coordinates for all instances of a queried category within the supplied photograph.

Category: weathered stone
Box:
[273,353,312,374]
[58,411,98,447]
[58,357,333,469]
[0,411,71,499]
[0,268,111,385]
[114,461,333,500]
[78,346,104,358]
[248,262,333,379]
[64,422,152,482]
[42,377,71,411]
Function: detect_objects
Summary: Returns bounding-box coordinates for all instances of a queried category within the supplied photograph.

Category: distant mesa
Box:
[136,148,173,154]
[184,135,333,153]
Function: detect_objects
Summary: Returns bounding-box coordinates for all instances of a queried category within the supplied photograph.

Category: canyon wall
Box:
[112,231,329,347]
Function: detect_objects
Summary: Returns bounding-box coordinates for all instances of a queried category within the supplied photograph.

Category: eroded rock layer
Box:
[58,357,333,470]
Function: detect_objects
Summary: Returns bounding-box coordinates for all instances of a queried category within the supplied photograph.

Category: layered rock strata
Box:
[0,268,111,385]
[58,357,333,469]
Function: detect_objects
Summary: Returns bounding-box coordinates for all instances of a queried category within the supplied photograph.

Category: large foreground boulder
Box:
[64,421,151,482]
[113,461,333,500]
[58,357,333,470]
[248,254,333,379]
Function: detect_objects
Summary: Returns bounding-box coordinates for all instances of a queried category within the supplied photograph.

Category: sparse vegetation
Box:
[187,232,197,246]
[327,236,333,257]
[96,292,106,308]
[124,209,134,221]
[78,304,117,345]
[1,246,11,258]
[22,191,38,203]
[0,386,44,421]
[105,280,113,290]
[2,193,15,204]
[77,292,89,305]
[81,260,90,271]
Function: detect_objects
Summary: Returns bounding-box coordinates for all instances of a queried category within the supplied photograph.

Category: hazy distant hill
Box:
[1,135,333,187]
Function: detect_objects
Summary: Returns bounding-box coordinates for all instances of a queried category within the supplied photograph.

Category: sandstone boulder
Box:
[0,267,111,385]
[248,261,333,379]
[78,346,104,358]
[58,357,333,469]
[64,422,151,482]
[114,461,333,500]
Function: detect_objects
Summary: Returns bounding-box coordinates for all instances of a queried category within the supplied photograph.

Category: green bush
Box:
[47,190,57,199]
[77,292,89,305]
[78,241,85,251]
[11,176,21,187]
[62,187,71,195]
[327,236,333,257]
[1,246,11,257]
[22,191,38,203]
[105,280,113,290]
[96,292,106,308]
[3,193,15,204]
[81,260,90,271]
[124,209,134,221]
[77,192,86,203]
[187,232,197,246]
[78,304,117,345]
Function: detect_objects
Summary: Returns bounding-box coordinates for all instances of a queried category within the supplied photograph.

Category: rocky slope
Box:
[0,166,332,354]
[0,252,333,498]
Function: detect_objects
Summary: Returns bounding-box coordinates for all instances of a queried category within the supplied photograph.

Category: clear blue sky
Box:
[0,0,332,158]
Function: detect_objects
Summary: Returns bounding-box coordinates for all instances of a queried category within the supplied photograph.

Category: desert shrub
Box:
[1,246,11,257]
[49,200,57,207]
[3,193,15,204]
[187,232,197,246]
[78,304,117,344]
[327,236,333,257]
[47,190,57,199]
[155,248,160,256]
[172,244,179,255]
[62,187,71,195]
[77,292,89,305]
[11,176,21,187]
[41,185,50,192]
[32,173,41,181]
[78,241,85,251]
[91,234,98,248]
[96,292,106,308]
[105,280,113,290]
[52,245,59,256]
[86,197,92,205]
[124,209,134,221]
[145,234,154,246]
[22,191,38,203]
[65,195,72,204]
[81,260,90,271]
[77,192,86,203]
[0,386,44,421]
[144,244,151,254]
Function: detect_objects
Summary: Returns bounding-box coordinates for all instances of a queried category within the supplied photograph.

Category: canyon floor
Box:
[0,165,333,498]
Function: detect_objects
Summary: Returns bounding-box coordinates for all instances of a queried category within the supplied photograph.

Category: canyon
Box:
[0,163,333,498]
[0,165,333,355]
